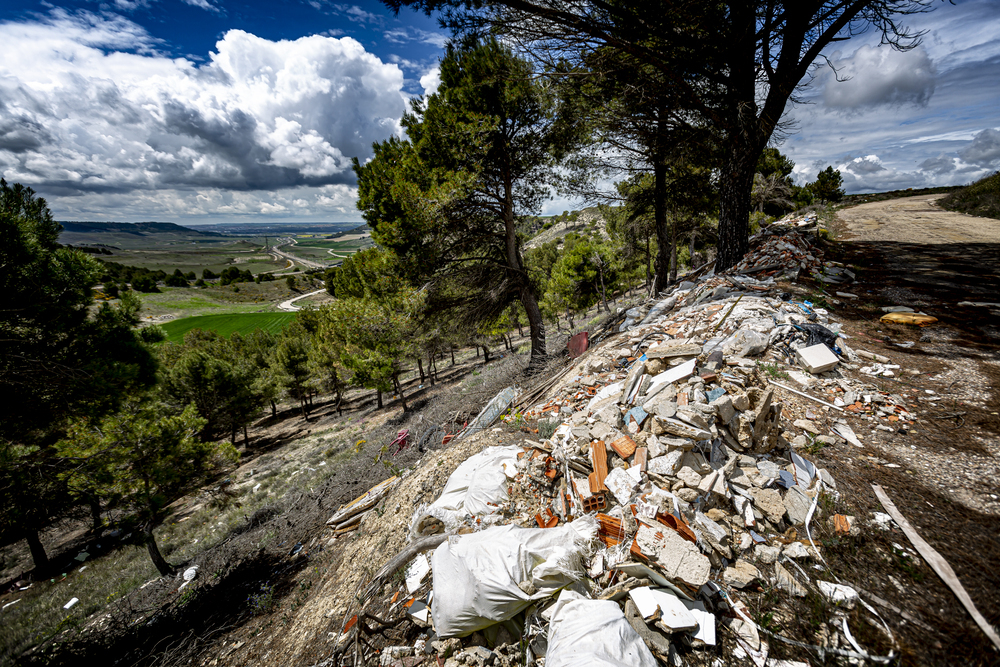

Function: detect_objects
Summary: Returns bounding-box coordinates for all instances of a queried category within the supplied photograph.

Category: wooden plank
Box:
[872,484,1000,652]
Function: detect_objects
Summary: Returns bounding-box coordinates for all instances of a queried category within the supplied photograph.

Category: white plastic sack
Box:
[545,590,658,667]
[410,445,521,538]
[430,517,598,637]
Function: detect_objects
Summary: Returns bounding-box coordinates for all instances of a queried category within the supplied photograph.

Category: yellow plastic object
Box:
[880,312,938,326]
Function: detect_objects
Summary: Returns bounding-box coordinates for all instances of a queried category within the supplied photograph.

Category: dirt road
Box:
[836,194,1000,303]
[838,194,1000,245]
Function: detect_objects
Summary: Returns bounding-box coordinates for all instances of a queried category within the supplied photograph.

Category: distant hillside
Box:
[938,171,1000,220]
[59,221,224,236]
[524,207,608,249]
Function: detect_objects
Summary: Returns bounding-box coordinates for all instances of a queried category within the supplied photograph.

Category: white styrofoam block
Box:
[796,343,838,374]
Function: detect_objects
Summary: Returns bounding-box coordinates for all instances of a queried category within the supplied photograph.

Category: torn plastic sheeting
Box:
[410,445,521,538]
[430,517,598,637]
[458,386,518,441]
[545,589,658,667]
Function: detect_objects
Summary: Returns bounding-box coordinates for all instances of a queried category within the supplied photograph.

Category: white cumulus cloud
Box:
[0,9,408,220]
[821,44,936,109]
[420,66,441,97]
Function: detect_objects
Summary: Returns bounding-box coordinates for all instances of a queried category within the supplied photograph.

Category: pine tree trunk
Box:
[25,529,48,572]
[417,358,425,383]
[270,400,277,418]
[376,389,383,409]
[482,346,491,363]
[653,157,670,294]
[716,7,762,273]
[393,374,408,412]
[450,346,455,365]
[144,524,174,576]
[716,147,756,272]
[89,497,104,536]
[669,214,678,283]
[243,425,249,445]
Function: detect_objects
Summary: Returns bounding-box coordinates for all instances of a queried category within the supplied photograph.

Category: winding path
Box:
[277,288,327,312]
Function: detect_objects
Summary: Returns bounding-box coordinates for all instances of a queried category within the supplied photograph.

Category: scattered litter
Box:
[63,598,79,610]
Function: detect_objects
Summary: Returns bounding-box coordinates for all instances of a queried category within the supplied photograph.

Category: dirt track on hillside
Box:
[838,194,1000,245]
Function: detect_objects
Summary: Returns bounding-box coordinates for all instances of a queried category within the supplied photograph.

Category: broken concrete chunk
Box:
[636,525,711,588]
[752,387,775,440]
[750,488,785,524]
[647,359,696,394]
[642,394,677,420]
[817,581,858,608]
[774,562,807,597]
[723,560,761,588]
[793,419,820,435]
[589,421,614,442]
[711,395,735,424]
[731,392,750,411]
[783,486,813,526]
[675,408,711,431]
[647,450,684,477]
[755,545,780,564]
[658,417,712,441]
[782,541,811,559]
[604,467,638,506]
[676,466,703,489]
[595,405,623,428]
[646,342,703,359]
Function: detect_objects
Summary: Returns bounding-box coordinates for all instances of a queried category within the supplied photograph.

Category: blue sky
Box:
[0,0,998,223]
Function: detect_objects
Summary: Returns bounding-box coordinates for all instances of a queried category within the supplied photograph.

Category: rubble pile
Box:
[338,228,918,667]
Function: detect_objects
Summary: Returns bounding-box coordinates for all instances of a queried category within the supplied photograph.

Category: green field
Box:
[160,312,298,343]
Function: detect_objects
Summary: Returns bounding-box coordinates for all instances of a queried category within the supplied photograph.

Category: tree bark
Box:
[243,425,249,445]
[482,345,491,363]
[376,389,383,409]
[416,358,425,383]
[393,373,408,412]
[669,213,678,283]
[144,524,174,576]
[25,529,48,572]
[89,497,104,536]
[652,156,670,294]
[450,346,455,365]
[270,400,277,418]
[716,4,762,272]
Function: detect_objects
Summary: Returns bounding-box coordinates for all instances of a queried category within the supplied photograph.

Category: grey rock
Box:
[712,395,735,424]
[755,545,780,564]
[676,488,700,502]
[774,562,807,597]
[783,486,812,526]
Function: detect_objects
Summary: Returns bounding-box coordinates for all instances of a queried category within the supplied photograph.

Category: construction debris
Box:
[339,227,920,667]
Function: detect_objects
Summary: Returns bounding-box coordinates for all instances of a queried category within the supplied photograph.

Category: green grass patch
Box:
[160,313,297,343]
